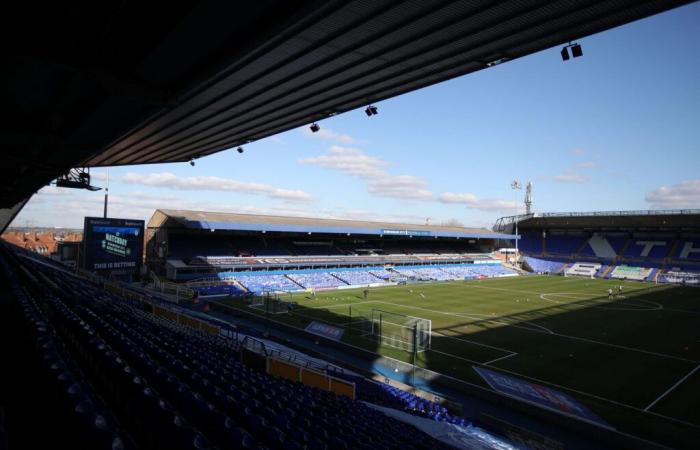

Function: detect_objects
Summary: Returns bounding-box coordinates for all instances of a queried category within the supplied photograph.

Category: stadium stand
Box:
[440,265,518,279]
[577,235,627,259]
[565,263,601,277]
[368,270,397,281]
[193,284,248,298]
[542,234,586,257]
[609,265,653,281]
[622,236,674,259]
[147,210,509,283]
[522,257,564,274]
[393,267,454,281]
[3,246,461,450]
[517,232,543,255]
[507,211,700,284]
[285,272,348,290]
[658,270,700,285]
[330,269,385,286]
[234,274,302,295]
[189,264,518,294]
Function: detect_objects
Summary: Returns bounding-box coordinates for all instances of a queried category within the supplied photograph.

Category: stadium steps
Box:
[604,265,617,278]
[502,261,527,274]
[284,274,306,289]
[329,272,351,285]
[600,265,615,278]
[231,279,249,293]
[645,268,659,282]
[369,272,385,281]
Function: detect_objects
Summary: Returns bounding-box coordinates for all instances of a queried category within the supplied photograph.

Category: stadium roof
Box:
[149,209,515,239]
[509,209,700,230]
[1,0,693,224]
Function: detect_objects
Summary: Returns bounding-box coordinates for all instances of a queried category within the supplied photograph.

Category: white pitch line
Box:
[375,300,555,335]
[644,363,700,411]
[308,300,375,309]
[216,304,700,432]
[374,300,698,364]
[452,312,555,335]
[539,293,663,311]
[483,352,518,366]
[429,348,484,365]
[431,330,517,353]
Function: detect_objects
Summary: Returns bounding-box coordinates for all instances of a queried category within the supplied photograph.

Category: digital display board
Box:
[82,217,144,275]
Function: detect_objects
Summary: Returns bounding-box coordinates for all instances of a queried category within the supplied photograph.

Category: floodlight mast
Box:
[511,180,522,265]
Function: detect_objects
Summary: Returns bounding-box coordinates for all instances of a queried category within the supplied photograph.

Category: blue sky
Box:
[14,3,700,229]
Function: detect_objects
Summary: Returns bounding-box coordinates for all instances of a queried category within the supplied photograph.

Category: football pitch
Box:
[218,276,700,446]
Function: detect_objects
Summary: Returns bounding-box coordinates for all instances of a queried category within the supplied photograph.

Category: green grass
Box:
[217,276,700,447]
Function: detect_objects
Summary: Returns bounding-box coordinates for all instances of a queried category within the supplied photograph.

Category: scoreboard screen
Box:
[82,217,144,273]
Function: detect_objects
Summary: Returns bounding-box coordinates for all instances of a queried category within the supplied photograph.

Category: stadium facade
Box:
[146,209,517,284]
[496,209,700,283]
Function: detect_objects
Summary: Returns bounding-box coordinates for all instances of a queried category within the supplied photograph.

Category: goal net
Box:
[249,292,292,314]
[370,309,432,352]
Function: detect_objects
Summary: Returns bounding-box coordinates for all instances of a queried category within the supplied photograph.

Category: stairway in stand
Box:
[601,265,615,278]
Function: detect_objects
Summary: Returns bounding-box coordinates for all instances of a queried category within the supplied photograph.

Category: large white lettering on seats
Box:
[679,242,700,259]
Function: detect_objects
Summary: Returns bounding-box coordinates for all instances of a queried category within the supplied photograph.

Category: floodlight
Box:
[561,47,570,61]
[237,147,244,154]
[571,43,583,58]
[310,123,320,133]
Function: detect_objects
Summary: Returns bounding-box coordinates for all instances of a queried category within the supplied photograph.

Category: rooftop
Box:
[149,209,515,239]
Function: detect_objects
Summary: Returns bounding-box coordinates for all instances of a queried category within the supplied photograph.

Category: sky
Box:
[13,3,700,230]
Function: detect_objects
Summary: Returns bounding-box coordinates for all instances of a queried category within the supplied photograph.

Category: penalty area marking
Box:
[217,300,700,432]
[452,311,555,335]
[483,352,518,366]
[644,364,700,411]
[375,300,555,335]
[539,293,663,311]
[370,300,697,363]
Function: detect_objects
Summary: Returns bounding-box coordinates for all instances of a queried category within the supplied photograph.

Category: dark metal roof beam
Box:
[132,0,623,164]
[110,0,570,165]
[85,0,353,166]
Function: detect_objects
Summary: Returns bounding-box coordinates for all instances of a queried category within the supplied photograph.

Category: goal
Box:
[249,292,292,314]
[370,309,432,352]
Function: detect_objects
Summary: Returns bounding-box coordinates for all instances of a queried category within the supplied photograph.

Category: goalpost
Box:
[370,309,432,353]
[249,291,291,314]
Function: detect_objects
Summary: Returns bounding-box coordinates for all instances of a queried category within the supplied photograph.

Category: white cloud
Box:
[438,192,519,212]
[302,126,355,144]
[575,161,597,170]
[553,173,587,183]
[645,180,700,209]
[571,148,586,156]
[299,146,432,201]
[368,175,433,200]
[119,172,312,202]
[13,187,455,229]
[299,146,386,179]
[90,171,109,181]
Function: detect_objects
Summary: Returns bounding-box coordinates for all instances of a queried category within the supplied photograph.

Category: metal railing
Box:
[150,271,195,300]
[538,209,700,217]
[494,209,700,232]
